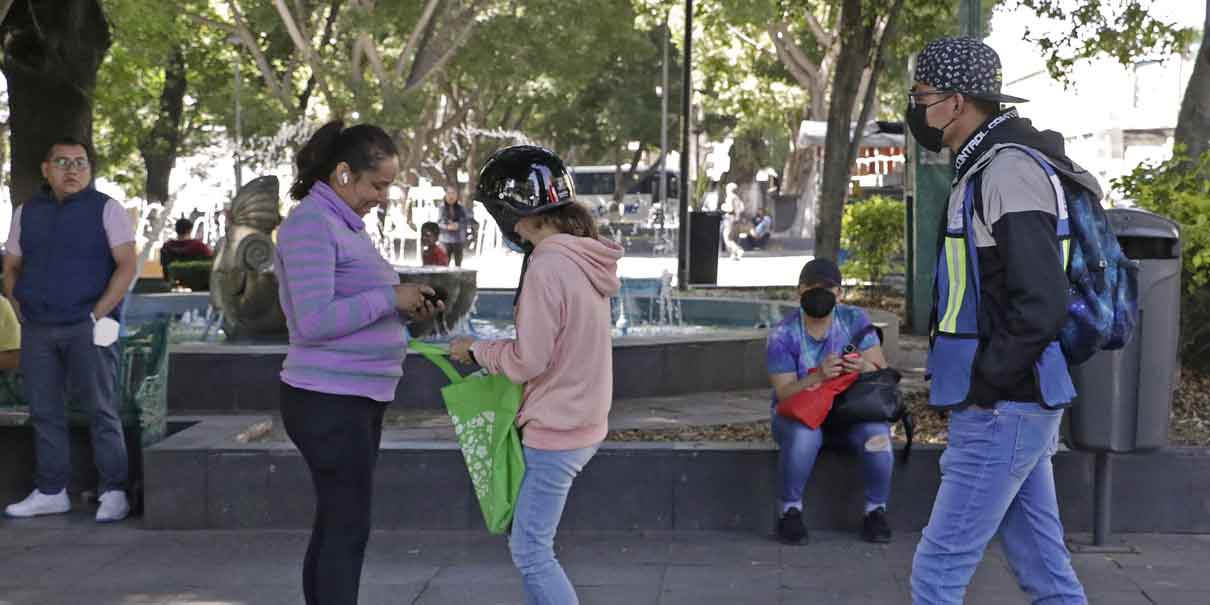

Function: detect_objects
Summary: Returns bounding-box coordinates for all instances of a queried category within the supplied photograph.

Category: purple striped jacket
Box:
[275,181,405,402]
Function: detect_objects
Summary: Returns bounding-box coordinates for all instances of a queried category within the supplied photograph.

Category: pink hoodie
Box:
[471,234,623,450]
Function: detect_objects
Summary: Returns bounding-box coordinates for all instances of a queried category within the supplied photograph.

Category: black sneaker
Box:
[777,508,808,545]
[862,507,892,543]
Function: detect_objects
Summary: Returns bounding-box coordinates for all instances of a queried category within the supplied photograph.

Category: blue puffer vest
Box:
[14,187,118,325]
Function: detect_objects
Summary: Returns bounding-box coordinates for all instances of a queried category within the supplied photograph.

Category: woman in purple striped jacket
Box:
[275,121,441,605]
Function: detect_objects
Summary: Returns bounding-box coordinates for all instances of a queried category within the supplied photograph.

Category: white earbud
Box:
[341,172,350,185]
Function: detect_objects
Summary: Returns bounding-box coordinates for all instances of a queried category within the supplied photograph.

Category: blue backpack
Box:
[1057,178,1140,364]
[975,148,1140,365]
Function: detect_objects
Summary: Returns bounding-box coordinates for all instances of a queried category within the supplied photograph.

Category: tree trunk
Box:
[140,47,188,206]
[1,0,111,206]
[814,0,871,262]
[792,151,821,237]
[1174,0,1210,164]
[788,91,828,238]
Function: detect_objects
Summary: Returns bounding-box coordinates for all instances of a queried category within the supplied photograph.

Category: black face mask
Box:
[800,287,837,319]
[905,98,956,153]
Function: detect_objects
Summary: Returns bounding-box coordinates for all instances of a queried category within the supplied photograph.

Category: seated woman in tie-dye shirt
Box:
[766,259,892,546]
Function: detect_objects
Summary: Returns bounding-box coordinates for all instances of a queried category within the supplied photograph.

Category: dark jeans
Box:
[445,242,464,267]
[280,382,386,605]
[740,232,770,251]
[22,319,126,494]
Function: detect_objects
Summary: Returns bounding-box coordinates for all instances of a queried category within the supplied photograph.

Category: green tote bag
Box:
[410,341,526,534]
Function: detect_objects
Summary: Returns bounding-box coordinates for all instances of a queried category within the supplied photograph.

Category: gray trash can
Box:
[1069,208,1181,453]
[689,211,723,285]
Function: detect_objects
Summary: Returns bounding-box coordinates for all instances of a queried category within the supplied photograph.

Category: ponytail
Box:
[289,120,399,200]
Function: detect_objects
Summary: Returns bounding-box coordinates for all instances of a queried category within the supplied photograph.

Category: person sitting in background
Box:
[741,208,774,251]
[767,258,893,546]
[421,222,449,266]
[160,217,213,274]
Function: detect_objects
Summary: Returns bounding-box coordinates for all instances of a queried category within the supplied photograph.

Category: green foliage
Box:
[1015,0,1197,87]
[841,195,905,287]
[164,259,213,292]
[1113,150,1210,288]
[1112,149,1210,367]
[95,0,283,198]
[634,0,994,187]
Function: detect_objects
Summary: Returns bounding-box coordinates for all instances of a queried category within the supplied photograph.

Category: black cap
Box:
[799,258,842,287]
[914,37,1028,104]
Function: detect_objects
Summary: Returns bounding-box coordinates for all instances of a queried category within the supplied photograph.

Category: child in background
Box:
[420,222,449,266]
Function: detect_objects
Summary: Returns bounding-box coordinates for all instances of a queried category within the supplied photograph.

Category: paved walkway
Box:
[2,514,1207,604]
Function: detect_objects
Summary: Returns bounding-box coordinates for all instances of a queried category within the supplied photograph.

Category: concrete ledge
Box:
[168,333,771,412]
[0,424,148,509]
[144,416,1210,533]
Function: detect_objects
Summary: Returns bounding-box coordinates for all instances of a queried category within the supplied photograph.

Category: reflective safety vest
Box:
[926,145,1077,408]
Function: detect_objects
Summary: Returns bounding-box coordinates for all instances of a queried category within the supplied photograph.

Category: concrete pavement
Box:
[2,512,1208,604]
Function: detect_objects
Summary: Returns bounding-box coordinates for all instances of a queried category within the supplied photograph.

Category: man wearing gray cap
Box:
[906,37,1093,604]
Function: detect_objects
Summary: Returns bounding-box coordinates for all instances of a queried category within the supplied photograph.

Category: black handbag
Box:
[825,325,915,459]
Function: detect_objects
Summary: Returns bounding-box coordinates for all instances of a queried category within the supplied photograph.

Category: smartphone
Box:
[423,285,448,306]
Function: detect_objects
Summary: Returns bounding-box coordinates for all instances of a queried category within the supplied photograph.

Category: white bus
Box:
[570,165,679,228]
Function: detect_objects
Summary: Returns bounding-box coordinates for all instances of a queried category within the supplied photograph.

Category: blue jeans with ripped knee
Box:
[771,413,894,511]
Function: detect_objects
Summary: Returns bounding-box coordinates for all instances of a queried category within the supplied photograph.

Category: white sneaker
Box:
[4,489,71,518]
[95,490,129,523]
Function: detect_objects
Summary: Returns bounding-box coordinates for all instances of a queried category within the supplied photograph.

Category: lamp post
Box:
[230,35,243,191]
[659,13,670,221]
[676,0,693,291]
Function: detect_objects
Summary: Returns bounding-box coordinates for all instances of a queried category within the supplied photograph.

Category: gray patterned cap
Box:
[914,37,1028,104]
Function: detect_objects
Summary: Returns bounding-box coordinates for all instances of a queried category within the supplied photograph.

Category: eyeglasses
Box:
[908,90,956,110]
[51,157,90,171]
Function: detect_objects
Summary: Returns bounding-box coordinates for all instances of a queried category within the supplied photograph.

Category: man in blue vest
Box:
[905,39,1096,604]
[2,138,138,523]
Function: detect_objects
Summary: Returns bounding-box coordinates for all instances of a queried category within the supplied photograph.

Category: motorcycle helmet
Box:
[475,145,576,249]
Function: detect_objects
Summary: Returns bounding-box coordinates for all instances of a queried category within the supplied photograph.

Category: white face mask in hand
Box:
[92,316,120,347]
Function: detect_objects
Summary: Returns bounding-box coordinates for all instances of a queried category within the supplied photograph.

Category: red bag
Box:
[775,371,860,429]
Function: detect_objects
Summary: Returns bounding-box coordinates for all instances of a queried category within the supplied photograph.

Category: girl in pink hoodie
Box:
[450,145,621,605]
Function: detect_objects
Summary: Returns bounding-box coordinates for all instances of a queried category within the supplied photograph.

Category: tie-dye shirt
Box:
[766,304,880,406]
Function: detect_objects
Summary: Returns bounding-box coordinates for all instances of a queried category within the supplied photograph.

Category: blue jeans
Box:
[509,445,597,605]
[911,402,1087,604]
[772,413,894,511]
[22,320,126,494]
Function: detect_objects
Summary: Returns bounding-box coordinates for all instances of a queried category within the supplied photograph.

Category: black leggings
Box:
[280,382,386,605]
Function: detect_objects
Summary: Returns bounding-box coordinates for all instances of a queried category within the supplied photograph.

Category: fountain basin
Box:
[395,265,477,337]
[165,292,899,412]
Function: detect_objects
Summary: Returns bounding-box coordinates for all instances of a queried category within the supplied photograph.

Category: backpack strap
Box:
[973,146,1073,271]
[901,411,914,463]
[846,323,887,371]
